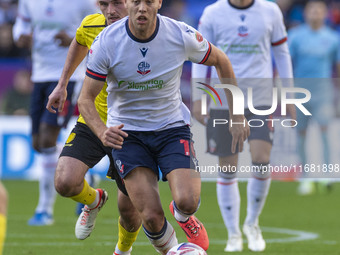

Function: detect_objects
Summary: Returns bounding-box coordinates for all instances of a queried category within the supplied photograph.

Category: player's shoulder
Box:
[288,24,307,37]
[158,14,190,35]
[98,16,128,41]
[81,13,105,27]
[202,0,226,16]
[256,0,282,16]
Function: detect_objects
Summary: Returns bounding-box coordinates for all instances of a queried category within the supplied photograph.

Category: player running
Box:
[77,0,249,254]
[288,0,340,195]
[192,0,295,252]
[13,0,97,226]
[46,1,141,254]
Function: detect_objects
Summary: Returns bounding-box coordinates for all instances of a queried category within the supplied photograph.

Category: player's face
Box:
[98,0,128,25]
[305,2,327,26]
[126,0,162,37]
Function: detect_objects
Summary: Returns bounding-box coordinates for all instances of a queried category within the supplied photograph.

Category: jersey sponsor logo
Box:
[118,80,164,90]
[140,47,148,57]
[137,61,151,75]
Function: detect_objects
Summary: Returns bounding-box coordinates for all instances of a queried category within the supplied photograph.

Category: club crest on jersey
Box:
[115,160,124,174]
[45,6,54,16]
[238,25,248,37]
[140,47,148,57]
[137,61,151,75]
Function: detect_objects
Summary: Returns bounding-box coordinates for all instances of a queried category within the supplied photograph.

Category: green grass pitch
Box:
[3,180,340,254]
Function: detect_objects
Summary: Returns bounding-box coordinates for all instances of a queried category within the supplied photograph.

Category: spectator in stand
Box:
[1,69,32,115]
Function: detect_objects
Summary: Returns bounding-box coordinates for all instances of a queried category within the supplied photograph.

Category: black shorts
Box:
[60,122,127,195]
[207,108,274,157]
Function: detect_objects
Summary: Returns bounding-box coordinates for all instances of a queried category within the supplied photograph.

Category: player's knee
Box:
[218,171,237,179]
[142,209,164,232]
[175,194,200,215]
[252,153,270,164]
[54,173,74,197]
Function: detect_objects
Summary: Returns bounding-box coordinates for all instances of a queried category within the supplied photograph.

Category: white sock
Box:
[217,177,241,238]
[88,189,100,209]
[114,245,132,255]
[143,219,178,254]
[35,146,58,215]
[245,176,271,226]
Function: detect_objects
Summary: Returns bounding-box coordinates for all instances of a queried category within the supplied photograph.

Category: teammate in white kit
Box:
[77,0,249,253]
[192,0,295,252]
[12,0,96,226]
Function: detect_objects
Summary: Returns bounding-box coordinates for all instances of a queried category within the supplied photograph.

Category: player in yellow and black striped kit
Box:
[47,1,141,254]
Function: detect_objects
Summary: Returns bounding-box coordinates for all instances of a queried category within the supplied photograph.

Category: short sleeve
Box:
[86,34,109,82]
[180,23,212,64]
[76,17,88,47]
[12,0,31,41]
[197,7,215,44]
[287,29,297,60]
[271,3,288,46]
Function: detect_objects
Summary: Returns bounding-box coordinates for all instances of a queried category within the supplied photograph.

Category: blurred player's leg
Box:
[114,190,142,255]
[243,140,272,252]
[297,129,316,195]
[0,182,7,255]
[216,155,242,252]
[28,123,62,226]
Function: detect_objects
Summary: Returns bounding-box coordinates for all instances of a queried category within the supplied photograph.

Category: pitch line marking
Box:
[6,226,322,247]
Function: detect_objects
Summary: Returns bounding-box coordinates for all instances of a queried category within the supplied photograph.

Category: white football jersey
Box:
[192,0,288,109]
[13,0,96,82]
[87,15,211,131]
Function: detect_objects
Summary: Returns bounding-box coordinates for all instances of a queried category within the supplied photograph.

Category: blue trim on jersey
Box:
[125,16,160,43]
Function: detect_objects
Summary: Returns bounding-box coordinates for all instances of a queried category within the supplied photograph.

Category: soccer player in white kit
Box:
[12,0,96,226]
[192,0,294,252]
[77,0,249,253]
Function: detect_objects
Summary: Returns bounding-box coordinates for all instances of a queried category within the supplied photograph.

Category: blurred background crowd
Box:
[0,0,340,114]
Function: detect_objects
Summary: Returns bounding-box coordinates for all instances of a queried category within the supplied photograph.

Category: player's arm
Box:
[12,0,32,48]
[271,3,296,122]
[78,76,128,149]
[46,38,88,113]
[203,44,250,153]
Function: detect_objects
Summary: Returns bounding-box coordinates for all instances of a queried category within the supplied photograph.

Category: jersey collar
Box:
[125,16,160,43]
[228,0,255,10]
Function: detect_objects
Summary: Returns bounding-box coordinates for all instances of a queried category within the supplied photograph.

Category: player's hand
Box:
[46,84,67,113]
[229,115,250,153]
[54,31,73,47]
[16,34,32,48]
[100,124,128,149]
[192,100,209,125]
